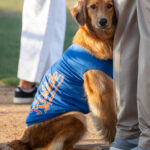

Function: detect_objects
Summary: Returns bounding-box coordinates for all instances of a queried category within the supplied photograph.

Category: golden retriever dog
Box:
[8,0,117,149]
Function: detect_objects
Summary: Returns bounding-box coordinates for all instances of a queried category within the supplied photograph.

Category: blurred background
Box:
[0,0,77,86]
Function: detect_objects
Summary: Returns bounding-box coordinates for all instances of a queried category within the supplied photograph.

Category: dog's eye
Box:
[90,4,96,9]
[107,4,113,8]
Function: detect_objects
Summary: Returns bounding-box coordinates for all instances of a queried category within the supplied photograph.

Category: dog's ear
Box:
[70,0,87,26]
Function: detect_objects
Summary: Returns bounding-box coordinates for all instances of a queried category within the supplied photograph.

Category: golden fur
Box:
[8,0,117,149]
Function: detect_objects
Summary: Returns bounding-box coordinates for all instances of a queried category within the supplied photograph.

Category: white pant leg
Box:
[137,0,150,148]
[113,0,140,139]
[18,0,66,83]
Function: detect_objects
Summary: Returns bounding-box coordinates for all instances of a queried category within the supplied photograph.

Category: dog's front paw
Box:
[99,119,116,144]
[91,114,116,144]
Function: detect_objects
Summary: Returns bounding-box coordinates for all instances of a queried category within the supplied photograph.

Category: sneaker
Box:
[13,85,37,104]
[132,147,150,150]
[110,138,139,150]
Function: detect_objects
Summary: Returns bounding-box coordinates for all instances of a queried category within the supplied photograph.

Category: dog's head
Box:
[71,0,117,40]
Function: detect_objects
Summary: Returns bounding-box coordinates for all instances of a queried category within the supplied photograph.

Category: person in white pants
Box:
[110,0,150,150]
[13,0,66,103]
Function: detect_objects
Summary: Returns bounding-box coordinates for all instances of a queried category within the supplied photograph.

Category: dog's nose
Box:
[99,18,107,26]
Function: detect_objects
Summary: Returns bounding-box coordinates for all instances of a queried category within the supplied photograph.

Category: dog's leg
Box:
[84,70,117,143]
[9,112,86,150]
[46,112,86,150]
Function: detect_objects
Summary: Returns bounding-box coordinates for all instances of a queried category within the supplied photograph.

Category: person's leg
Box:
[14,0,66,103]
[18,0,52,84]
[32,0,66,83]
[136,0,150,149]
[110,0,140,149]
[19,80,33,90]
[14,0,52,103]
[18,0,66,84]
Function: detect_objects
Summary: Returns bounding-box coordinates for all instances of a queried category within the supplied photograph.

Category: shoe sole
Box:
[110,141,137,150]
[109,147,122,150]
[13,97,34,104]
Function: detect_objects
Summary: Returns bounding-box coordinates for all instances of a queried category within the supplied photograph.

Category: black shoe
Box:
[13,85,37,104]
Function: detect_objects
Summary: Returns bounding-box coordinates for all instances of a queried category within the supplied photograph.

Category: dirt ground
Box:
[0,82,109,150]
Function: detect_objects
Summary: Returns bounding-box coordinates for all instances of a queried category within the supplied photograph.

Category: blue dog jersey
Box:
[26,44,113,126]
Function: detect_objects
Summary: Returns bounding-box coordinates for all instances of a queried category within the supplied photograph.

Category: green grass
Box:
[64,9,77,50]
[0,0,23,12]
[0,0,77,86]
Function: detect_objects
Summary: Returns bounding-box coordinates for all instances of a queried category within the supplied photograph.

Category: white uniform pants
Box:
[18,0,66,83]
[114,0,150,148]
